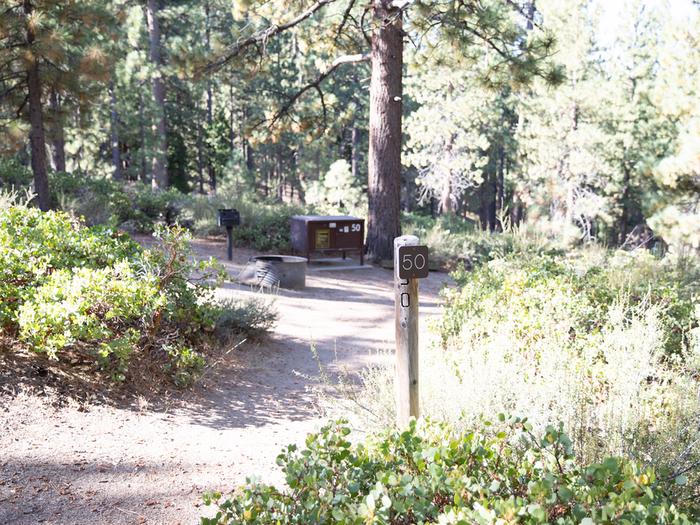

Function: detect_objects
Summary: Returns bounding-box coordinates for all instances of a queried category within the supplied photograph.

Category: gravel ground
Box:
[0,238,449,525]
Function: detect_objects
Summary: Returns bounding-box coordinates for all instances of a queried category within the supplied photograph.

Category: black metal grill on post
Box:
[218,208,240,261]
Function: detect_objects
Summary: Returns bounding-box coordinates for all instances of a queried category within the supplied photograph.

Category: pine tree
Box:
[0,0,115,209]
[145,0,168,189]
[207,0,561,260]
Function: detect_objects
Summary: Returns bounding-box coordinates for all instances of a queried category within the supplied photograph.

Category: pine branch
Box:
[204,0,339,73]
[335,0,358,43]
[263,52,370,130]
[359,5,373,47]
[15,94,29,117]
[502,0,545,32]
[0,80,25,99]
[1,2,23,19]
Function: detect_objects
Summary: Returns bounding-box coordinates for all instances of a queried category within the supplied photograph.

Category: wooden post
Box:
[394,235,420,427]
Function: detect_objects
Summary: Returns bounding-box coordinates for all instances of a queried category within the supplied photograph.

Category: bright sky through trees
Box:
[596,0,697,48]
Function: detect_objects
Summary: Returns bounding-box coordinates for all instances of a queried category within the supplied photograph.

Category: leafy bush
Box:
[179,188,304,252]
[52,175,190,233]
[201,418,695,524]
[4,167,306,250]
[121,183,191,232]
[0,205,140,328]
[0,158,33,189]
[340,249,700,505]
[6,170,193,232]
[402,212,563,270]
[17,262,158,359]
[48,171,127,226]
[231,206,296,252]
[0,205,238,384]
[442,250,698,355]
[214,296,278,340]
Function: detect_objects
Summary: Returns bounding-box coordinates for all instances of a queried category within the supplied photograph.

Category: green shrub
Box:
[179,188,303,252]
[123,184,191,232]
[443,250,698,355]
[214,296,278,339]
[48,171,125,226]
[0,205,140,328]
[17,262,158,359]
[22,172,193,233]
[4,167,304,249]
[0,205,240,384]
[340,249,700,504]
[402,212,562,270]
[0,158,33,189]
[231,206,296,252]
[163,344,207,388]
[201,418,695,524]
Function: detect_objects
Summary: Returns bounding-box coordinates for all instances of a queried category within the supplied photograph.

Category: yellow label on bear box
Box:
[315,228,330,249]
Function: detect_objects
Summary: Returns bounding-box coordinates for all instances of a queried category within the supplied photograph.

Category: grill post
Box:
[226,226,233,261]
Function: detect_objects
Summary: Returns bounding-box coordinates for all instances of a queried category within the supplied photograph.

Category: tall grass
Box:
[180,187,304,251]
[402,211,566,269]
[337,249,700,503]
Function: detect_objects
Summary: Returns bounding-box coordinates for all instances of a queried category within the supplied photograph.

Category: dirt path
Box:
[0,238,450,525]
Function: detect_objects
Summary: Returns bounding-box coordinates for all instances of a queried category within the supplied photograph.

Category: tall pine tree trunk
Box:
[205,1,216,193]
[196,118,205,193]
[366,0,403,261]
[618,165,632,245]
[229,86,236,150]
[146,0,168,189]
[24,0,50,211]
[439,176,453,215]
[138,90,148,183]
[495,135,505,228]
[109,82,122,180]
[351,125,360,181]
[49,89,66,173]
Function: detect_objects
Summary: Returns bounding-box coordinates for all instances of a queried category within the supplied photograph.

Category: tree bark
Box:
[618,165,632,245]
[439,176,453,215]
[49,89,66,173]
[138,90,148,183]
[366,0,403,262]
[109,82,122,180]
[495,138,505,224]
[205,1,216,193]
[478,170,497,231]
[196,117,205,193]
[146,0,168,189]
[246,142,254,173]
[351,125,361,181]
[24,0,50,211]
[228,88,240,194]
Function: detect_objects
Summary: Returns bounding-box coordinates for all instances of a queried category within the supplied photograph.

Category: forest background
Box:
[1,0,698,259]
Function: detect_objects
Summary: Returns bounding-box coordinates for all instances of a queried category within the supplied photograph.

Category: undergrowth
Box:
[326,248,700,511]
[0,203,276,386]
[201,418,696,523]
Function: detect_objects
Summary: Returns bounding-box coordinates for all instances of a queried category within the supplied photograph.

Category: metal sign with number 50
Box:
[398,245,429,279]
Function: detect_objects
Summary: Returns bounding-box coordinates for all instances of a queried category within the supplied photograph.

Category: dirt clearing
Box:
[1,238,449,525]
